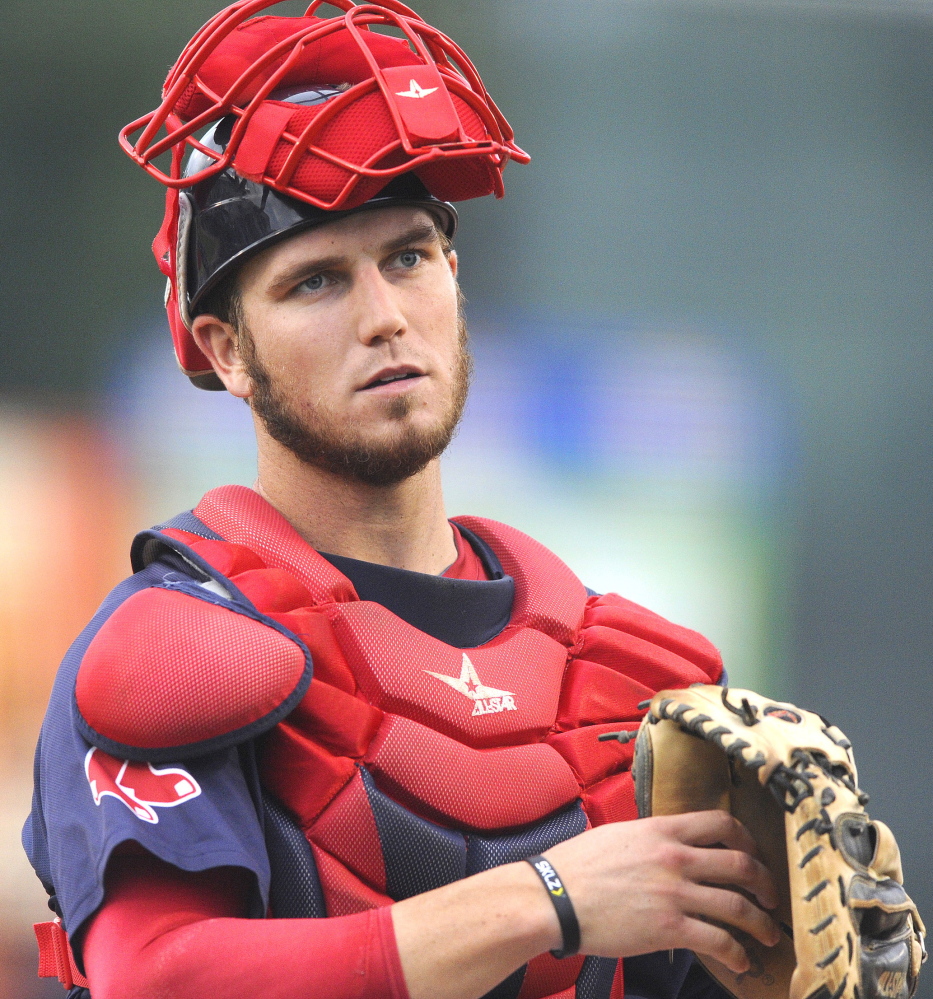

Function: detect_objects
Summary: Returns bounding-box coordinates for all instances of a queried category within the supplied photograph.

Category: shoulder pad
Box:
[74,583,312,762]
[582,592,723,683]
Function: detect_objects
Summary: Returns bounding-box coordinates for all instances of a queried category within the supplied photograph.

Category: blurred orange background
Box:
[0,409,132,996]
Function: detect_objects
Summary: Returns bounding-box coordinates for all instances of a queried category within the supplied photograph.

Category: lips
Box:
[360,365,425,391]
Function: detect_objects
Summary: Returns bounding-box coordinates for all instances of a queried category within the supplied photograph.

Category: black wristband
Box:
[525,854,581,959]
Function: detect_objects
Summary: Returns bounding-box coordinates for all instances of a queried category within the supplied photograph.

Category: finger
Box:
[684,883,781,949]
[664,810,759,857]
[680,846,778,910]
[678,916,752,975]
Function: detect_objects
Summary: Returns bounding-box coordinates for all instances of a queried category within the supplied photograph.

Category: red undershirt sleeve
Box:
[82,853,409,999]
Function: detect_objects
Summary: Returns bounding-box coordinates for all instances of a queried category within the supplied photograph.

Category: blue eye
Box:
[398,251,421,268]
[299,274,327,292]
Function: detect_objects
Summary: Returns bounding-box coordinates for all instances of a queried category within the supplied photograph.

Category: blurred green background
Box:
[1,1,932,995]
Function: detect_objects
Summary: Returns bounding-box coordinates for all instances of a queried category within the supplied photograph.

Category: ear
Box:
[190,315,253,399]
[447,249,458,279]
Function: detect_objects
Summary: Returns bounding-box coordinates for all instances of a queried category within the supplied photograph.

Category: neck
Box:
[253,434,457,576]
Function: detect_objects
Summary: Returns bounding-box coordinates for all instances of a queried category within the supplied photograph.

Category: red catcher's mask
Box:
[120,0,529,386]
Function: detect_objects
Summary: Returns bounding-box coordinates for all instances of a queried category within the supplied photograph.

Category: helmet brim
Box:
[188,174,458,319]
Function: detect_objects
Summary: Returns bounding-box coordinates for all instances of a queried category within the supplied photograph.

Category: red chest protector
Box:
[76,485,722,999]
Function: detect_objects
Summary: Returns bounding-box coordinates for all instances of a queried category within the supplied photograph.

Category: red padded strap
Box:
[311,843,394,917]
[308,769,387,893]
[380,64,461,146]
[160,527,216,546]
[452,516,586,645]
[583,592,722,682]
[35,918,89,990]
[194,486,357,603]
[234,101,300,181]
[187,538,267,577]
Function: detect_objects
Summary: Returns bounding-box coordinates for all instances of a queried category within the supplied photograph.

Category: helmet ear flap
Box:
[157,189,225,390]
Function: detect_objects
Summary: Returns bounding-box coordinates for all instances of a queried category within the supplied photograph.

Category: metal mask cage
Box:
[119,0,529,211]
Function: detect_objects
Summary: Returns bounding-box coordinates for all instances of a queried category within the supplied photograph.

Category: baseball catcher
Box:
[22,3,915,999]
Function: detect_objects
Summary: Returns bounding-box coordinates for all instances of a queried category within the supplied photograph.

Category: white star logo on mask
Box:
[395,80,439,99]
[425,653,517,716]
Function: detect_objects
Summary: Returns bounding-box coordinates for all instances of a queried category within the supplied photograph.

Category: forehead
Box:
[239,205,442,287]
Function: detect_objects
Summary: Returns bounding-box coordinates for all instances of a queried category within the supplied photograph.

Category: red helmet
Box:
[120,0,529,388]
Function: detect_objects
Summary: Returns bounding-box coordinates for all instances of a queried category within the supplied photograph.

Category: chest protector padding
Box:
[132,485,722,999]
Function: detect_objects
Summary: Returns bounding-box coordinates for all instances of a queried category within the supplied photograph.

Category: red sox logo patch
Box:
[85,748,201,824]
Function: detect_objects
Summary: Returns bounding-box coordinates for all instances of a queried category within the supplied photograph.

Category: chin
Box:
[367,414,444,448]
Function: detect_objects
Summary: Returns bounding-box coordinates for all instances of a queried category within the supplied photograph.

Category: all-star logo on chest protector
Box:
[425,653,518,716]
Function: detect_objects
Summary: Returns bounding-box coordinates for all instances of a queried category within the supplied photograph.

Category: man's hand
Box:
[544,810,781,972]
[393,810,780,999]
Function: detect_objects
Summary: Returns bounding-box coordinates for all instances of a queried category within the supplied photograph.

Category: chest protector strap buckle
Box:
[34,918,89,991]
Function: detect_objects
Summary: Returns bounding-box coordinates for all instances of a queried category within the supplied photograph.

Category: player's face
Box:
[230,206,469,485]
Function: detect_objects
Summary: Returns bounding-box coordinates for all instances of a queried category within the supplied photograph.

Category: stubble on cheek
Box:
[237,312,471,487]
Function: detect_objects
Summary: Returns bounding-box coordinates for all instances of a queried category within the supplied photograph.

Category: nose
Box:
[354,262,407,346]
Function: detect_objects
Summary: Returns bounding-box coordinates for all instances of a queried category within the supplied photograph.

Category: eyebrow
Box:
[267,220,442,293]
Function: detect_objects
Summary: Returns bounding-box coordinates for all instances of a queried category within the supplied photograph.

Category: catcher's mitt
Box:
[606,686,926,999]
